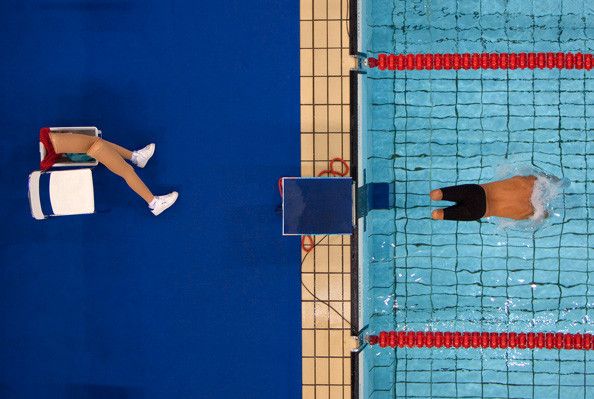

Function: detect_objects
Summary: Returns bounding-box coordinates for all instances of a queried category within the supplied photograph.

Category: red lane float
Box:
[367,52,594,71]
[368,331,594,351]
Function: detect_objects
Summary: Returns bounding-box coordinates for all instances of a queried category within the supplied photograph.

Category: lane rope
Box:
[368,330,594,350]
[367,52,594,71]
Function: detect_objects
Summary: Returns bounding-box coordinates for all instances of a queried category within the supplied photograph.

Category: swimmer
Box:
[40,129,178,215]
[430,176,539,221]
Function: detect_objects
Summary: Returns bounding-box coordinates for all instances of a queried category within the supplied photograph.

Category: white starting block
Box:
[30,126,100,220]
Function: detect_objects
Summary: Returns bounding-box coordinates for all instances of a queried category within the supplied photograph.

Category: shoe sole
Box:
[151,192,178,216]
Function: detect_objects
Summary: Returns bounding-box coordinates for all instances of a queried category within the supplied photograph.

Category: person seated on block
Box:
[40,128,178,216]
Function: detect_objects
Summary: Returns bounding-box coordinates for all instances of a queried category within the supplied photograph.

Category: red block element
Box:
[378,54,387,70]
[407,331,415,347]
[518,53,527,69]
[424,54,433,70]
[389,331,397,347]
[481,332,489,348]
[500,53,508,69]
[490,53,499,69]
[406,54,415,70]
[472,332,480,348]
[536,333,545,349]
[518,333,527,349]
[490,332,499,349]
[443,54,452,70]
[480,53,489,69]
[453,332,461,348]
[425,331,434,348]
[527,333,536,349]
[499,333,508,349]
[547,52,556,68]
[379,331,387,347]
[546,333,555,349]
[556,52,565,69]
[434,54,442,70]
[509,332,518,348]
[453,54,461,69]
[527,52,536,69]
[416,331,425,348]
[566,53,575,69]
[444,332,452,348]
[471,53,480,69]
[509,53,517,69]
[415,54,423,69]
[398,331,406,348]
[462,53,471,69]
[584,334,592,350]
[397,54,405,70]
[537,53,546,69]
[462,332,471,348]
[573,334,584,349]
[388,54,396,70]
[585,54,592,70]
[555,333,564,349]
[575,53,584,69]
[555,53,565,69]
[435,332,444,348]
[564,334,573,350]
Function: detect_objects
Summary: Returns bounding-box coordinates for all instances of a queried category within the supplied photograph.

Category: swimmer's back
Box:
[481,175,536,220]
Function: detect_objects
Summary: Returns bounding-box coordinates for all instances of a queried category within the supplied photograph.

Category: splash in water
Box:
[493,163,570,231]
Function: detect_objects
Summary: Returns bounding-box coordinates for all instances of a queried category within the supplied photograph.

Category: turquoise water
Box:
[359,0,594,398]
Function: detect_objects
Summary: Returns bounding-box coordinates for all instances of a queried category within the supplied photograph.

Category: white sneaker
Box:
[132,143,155,168]
[150,191,178,216]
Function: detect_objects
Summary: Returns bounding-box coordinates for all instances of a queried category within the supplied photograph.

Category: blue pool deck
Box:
[0,2,301,399]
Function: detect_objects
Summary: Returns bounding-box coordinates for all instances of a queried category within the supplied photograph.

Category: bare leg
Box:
[104,141,133,160]
[432,209,444,220]
[430,190,444,219]
[50,133,154,203]
[87,140,154,203]
[50,132,97,154]
[50,132,133,160]
[429,189,443,201]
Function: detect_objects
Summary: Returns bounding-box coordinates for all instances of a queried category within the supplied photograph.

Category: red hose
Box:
[368,330,594,350]
[277,178,283,197]
[368,52,594,71]
[317,157,350,178]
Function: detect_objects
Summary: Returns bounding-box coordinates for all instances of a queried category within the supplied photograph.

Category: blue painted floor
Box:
[0,1,300,398]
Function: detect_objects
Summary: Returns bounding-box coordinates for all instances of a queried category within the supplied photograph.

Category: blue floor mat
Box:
[0,1,300,398]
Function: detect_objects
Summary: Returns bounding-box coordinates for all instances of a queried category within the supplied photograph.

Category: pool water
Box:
[359,0,594,398]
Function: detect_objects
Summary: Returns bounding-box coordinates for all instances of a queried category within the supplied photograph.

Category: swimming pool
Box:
[355,0,594,398]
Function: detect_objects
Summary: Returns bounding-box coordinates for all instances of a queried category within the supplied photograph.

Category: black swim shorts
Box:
[439,184,486,221]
